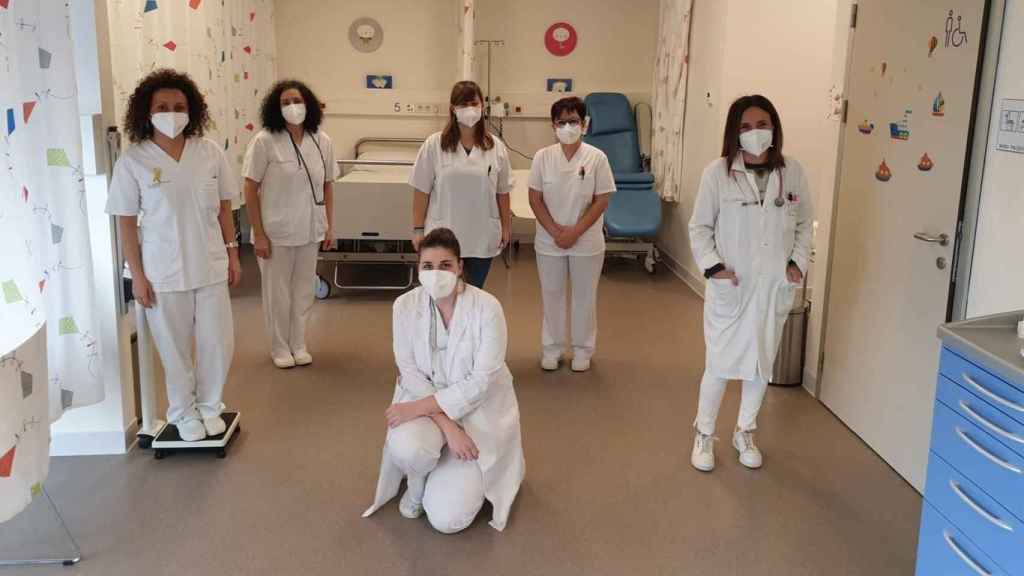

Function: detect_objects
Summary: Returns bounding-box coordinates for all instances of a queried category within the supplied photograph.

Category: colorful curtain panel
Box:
[107,0,277,178]
[651,0,693,203]
[1,0,101,523]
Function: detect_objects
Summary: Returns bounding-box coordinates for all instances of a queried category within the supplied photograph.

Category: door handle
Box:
[913,232,949,246]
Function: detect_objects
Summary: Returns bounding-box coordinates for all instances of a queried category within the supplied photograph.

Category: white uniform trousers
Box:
[387,417,486,534]
[257,242,318,360]
[536,252,604,361]
[145,281,234,424]
[694,370,769,435]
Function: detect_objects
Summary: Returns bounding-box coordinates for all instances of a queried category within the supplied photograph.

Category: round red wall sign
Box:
[545,22,577,57]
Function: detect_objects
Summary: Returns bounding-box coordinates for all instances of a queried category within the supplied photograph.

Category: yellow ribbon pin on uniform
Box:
[152,168,162,185]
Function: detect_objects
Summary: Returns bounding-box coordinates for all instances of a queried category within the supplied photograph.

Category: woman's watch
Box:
[225,241,239,249]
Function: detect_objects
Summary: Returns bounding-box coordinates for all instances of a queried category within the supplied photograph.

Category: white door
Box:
[821,0,987,491]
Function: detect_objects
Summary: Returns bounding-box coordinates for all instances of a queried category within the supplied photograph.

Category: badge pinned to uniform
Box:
[858,119,874,134]
[918,153,934,171]
[152,168,163,184]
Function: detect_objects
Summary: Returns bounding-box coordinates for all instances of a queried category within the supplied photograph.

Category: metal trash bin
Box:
[770,300,809,386]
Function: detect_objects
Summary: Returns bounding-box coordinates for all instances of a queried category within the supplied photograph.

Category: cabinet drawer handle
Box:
[949,479,1014,532]
[955,427,1023,474]
[960,400,1024,445]
[943,531,992,576]
[963,373,1024,413]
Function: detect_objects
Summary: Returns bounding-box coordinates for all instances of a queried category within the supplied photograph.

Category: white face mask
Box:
[151,112,189,139]
[555,122,582,145]
[454,106,482,128]
[282,103,307,126]
[419,270,458,300]
[739,128,773,157]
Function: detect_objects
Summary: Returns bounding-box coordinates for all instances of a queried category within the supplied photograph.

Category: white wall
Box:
[656,0,848,390]
[274,0,657,169]
[966,0,1024,317]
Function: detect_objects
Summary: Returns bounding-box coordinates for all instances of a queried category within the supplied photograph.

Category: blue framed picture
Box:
[366,75,393,90]
[546,78,573,93]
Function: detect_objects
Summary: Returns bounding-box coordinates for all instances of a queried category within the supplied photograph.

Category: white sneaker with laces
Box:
[293,350,313,366]
[177,418,207,442]
[541,355,560,371]
[203,415,226,437]
[733,429,763,469]
[691,432,716,472]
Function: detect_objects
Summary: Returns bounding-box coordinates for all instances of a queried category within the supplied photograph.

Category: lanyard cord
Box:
[288,130,327,206]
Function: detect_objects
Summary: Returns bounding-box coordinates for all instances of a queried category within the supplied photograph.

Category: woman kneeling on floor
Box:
[363,228,525,533]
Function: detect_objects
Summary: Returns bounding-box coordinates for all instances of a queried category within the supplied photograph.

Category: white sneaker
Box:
[292,350,313,366]
[571,357,591,372]
[691,432,716,472]
[273,354,296,369]
[203,415,226,437]
[177,419,207,442]
[541,355,560,371]
[399,486,424,519]
[733,429,763,469]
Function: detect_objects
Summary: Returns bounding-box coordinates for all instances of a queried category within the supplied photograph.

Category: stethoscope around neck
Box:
[738,166,786,208]
[287,129,327,206]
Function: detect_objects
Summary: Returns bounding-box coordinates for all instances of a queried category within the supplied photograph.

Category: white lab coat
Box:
[409,132,513,258]
[364,285,525,531]
[689,156,813,382]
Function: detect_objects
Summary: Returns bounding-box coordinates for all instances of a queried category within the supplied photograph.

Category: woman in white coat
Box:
[106,69,241,442]
[528,97,616,372]
[688,95,812,472]
[242,80,335,369]
[409,81,513,289]
[364,228,525,533]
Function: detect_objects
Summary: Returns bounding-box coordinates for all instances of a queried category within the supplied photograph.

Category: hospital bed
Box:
[584,93,663,274]
[317,137,421,296]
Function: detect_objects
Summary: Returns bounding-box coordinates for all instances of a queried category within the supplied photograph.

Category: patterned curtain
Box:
[1,0,101,523]
[457,0,475,81]
[651,0,693,202]
[106,0,277,179]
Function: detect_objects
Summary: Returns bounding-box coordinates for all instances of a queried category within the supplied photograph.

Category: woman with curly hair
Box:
[105,69,241,442]
[242,79,335,368]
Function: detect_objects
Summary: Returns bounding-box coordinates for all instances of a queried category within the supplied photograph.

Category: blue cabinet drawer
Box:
[924,454,1024,575]
[930,402,1024,523]
[940,349,1024,426]
[916,503,1007,576]
[937,376,1024,459]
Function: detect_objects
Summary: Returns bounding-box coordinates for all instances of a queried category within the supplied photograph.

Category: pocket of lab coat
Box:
[775,281,797,317]
[707,278,741,318]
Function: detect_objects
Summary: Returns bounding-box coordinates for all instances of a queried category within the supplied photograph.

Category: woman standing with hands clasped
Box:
[528,97,616,373]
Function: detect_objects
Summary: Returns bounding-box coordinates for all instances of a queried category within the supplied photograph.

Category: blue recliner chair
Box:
[583,93,662,274]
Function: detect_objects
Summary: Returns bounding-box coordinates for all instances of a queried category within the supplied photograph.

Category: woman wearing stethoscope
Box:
[409,81,513,289]
[688,95,813,472]
[363,228,525,533]
[243,80,336,369]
